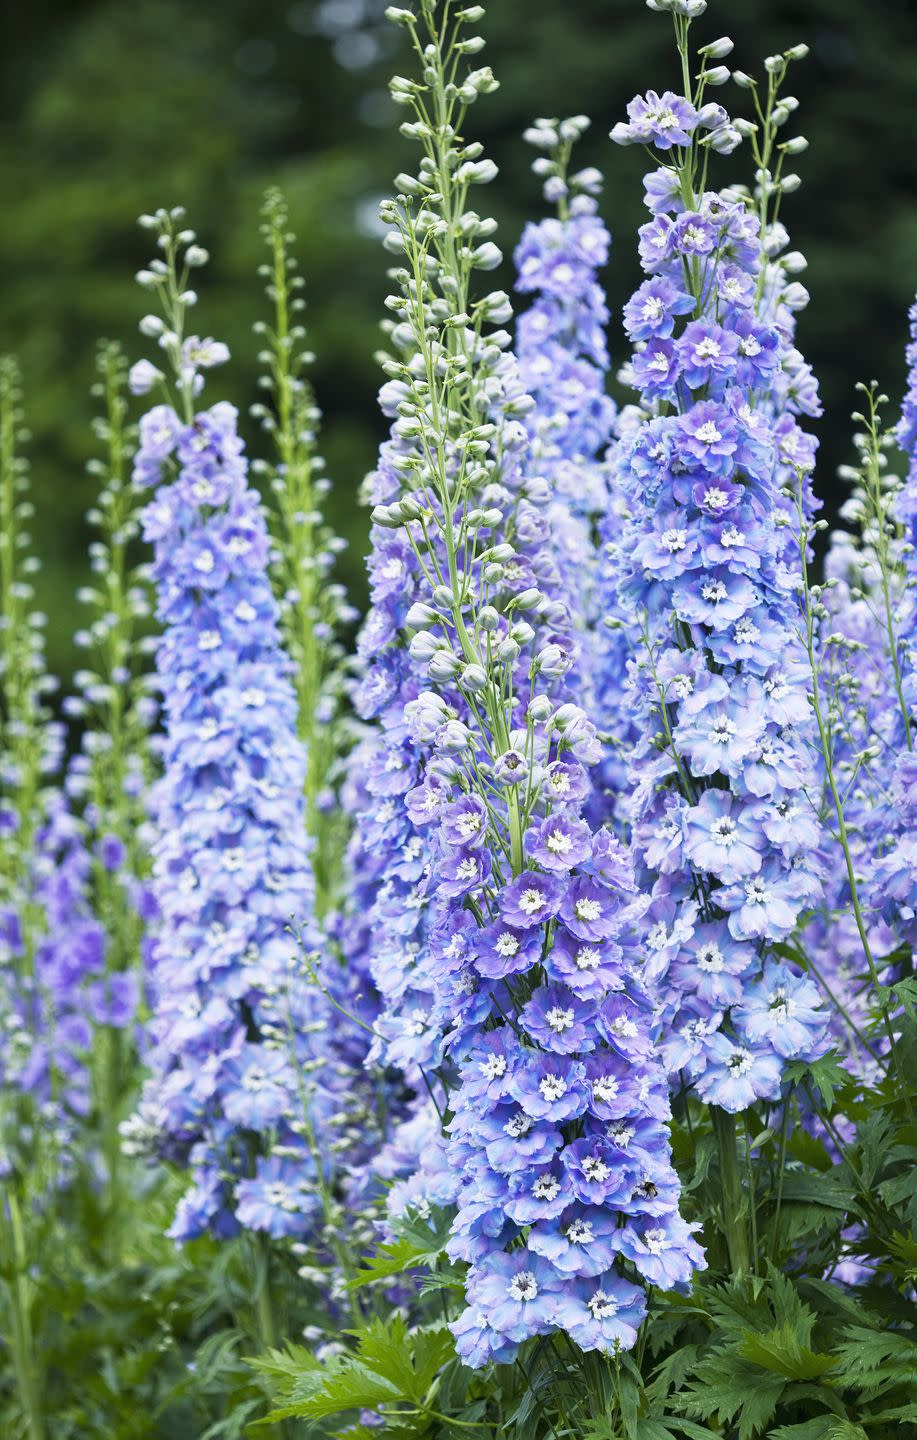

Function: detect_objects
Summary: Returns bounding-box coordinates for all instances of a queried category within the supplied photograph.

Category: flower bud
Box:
[511,588,541,610]
[460,664,487,693]
[700,36,733,58]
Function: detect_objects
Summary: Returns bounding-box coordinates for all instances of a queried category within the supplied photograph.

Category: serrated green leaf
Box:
[775,1172,855,1213]
[739,1324,836,1381]
[351,1209,454,1289]
[768,1419,835,1440]
[294,1359,401,1421]
[825,1422,868,1440]
[862,1401,917,1422]
[675,1353,785,1439]
[784,1052,854,1109]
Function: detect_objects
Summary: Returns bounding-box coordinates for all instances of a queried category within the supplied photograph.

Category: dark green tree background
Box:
[2,0,915,676]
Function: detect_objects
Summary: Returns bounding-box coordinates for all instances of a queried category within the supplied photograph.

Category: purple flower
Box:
[694,1034,782,1108]
[528,1206,620,1276]
[734,962,827,1059]
[615,91,699,151]
[500,870,564,928]
[508,1054,590,1121]
[676,320,739,392]
[464,1249,564,1345]
[552,1272,646,1353]
[683,791,763,884]
[623,278,695,342]
[527,815,593,873]
[521,985,597,1054]
[560,875,626,941]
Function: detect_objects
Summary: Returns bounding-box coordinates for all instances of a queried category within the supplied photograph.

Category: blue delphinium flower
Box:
[0,359,105,1189]
[125,220,333,1242]
[354,10,705,1365]
[133,384,330,1240]
[606,41,829,1107]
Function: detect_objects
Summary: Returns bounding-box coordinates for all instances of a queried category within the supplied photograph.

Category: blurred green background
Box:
[2,0,916,679]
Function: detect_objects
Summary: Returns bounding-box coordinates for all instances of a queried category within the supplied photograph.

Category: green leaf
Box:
[292,1359,401,1421]
[784,1052,854,1110]
[739,1324,836,1381]
[246,1343,321,1385]
[888,975,917,1022]
[862,1402,917,1422]
[769,1420,836,1440]
[675,1352,785,1439]
[350,1209,454,1289]
[355,1317,453,1403]
[825,1422,868,1440]
[775,1171,856,1212]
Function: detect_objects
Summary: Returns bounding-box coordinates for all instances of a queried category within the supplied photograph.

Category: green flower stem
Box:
[711,1105,750,1279]
[3,1192,45,1440]
[795,474,910,1107]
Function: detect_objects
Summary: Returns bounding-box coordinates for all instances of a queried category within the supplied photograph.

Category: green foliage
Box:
[255,1316,456,1433]
[351,1208,454,1290]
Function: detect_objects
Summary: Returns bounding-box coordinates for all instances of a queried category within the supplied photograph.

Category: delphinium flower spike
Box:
[61,341,159,1209]
[607,10,829,1130]
[357,1,704,1368]
[252,189,359,917]
[0,358,105,1440]
[513,119,618,727]
[799,390,909,1081]
[126,211,335,1248]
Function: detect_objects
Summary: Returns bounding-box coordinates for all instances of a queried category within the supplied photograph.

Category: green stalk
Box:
[4,1193,46,1440]
[796,477,910,1105]
[711,1106,750,1279]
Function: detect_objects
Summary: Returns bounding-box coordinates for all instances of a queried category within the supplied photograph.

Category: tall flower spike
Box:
[252,190,390,1246]
[361,2,703,1368]
[62,342,158,1191]
[608,15,829,1113]
[514,118,617,723]
[127,212,332,1244]
[252,189,359,917]
[871,311,917,935]
[802,388,909,1081]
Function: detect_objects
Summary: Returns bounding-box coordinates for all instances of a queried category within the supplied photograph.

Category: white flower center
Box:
[695,420,722,444]
[711,816,737,846]
[582,1155,610,1182]
[588,1289,618,1320]
[567,1219,595,1244]
[509,1272,538,1302]
[546,1006,575,1034]
[697,942,724,973]
[505,1114,534,1138]
[575,945,601,971]
[539,1074,568,1101]
[457,812,482,839]
[520,887,548,915]
[575,898,601,922]
[532,1174,560,1202]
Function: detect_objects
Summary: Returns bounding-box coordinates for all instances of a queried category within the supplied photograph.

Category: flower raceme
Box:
[126,271,333,1241]
[358,3,704,1368]
[606,26,829,1108]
